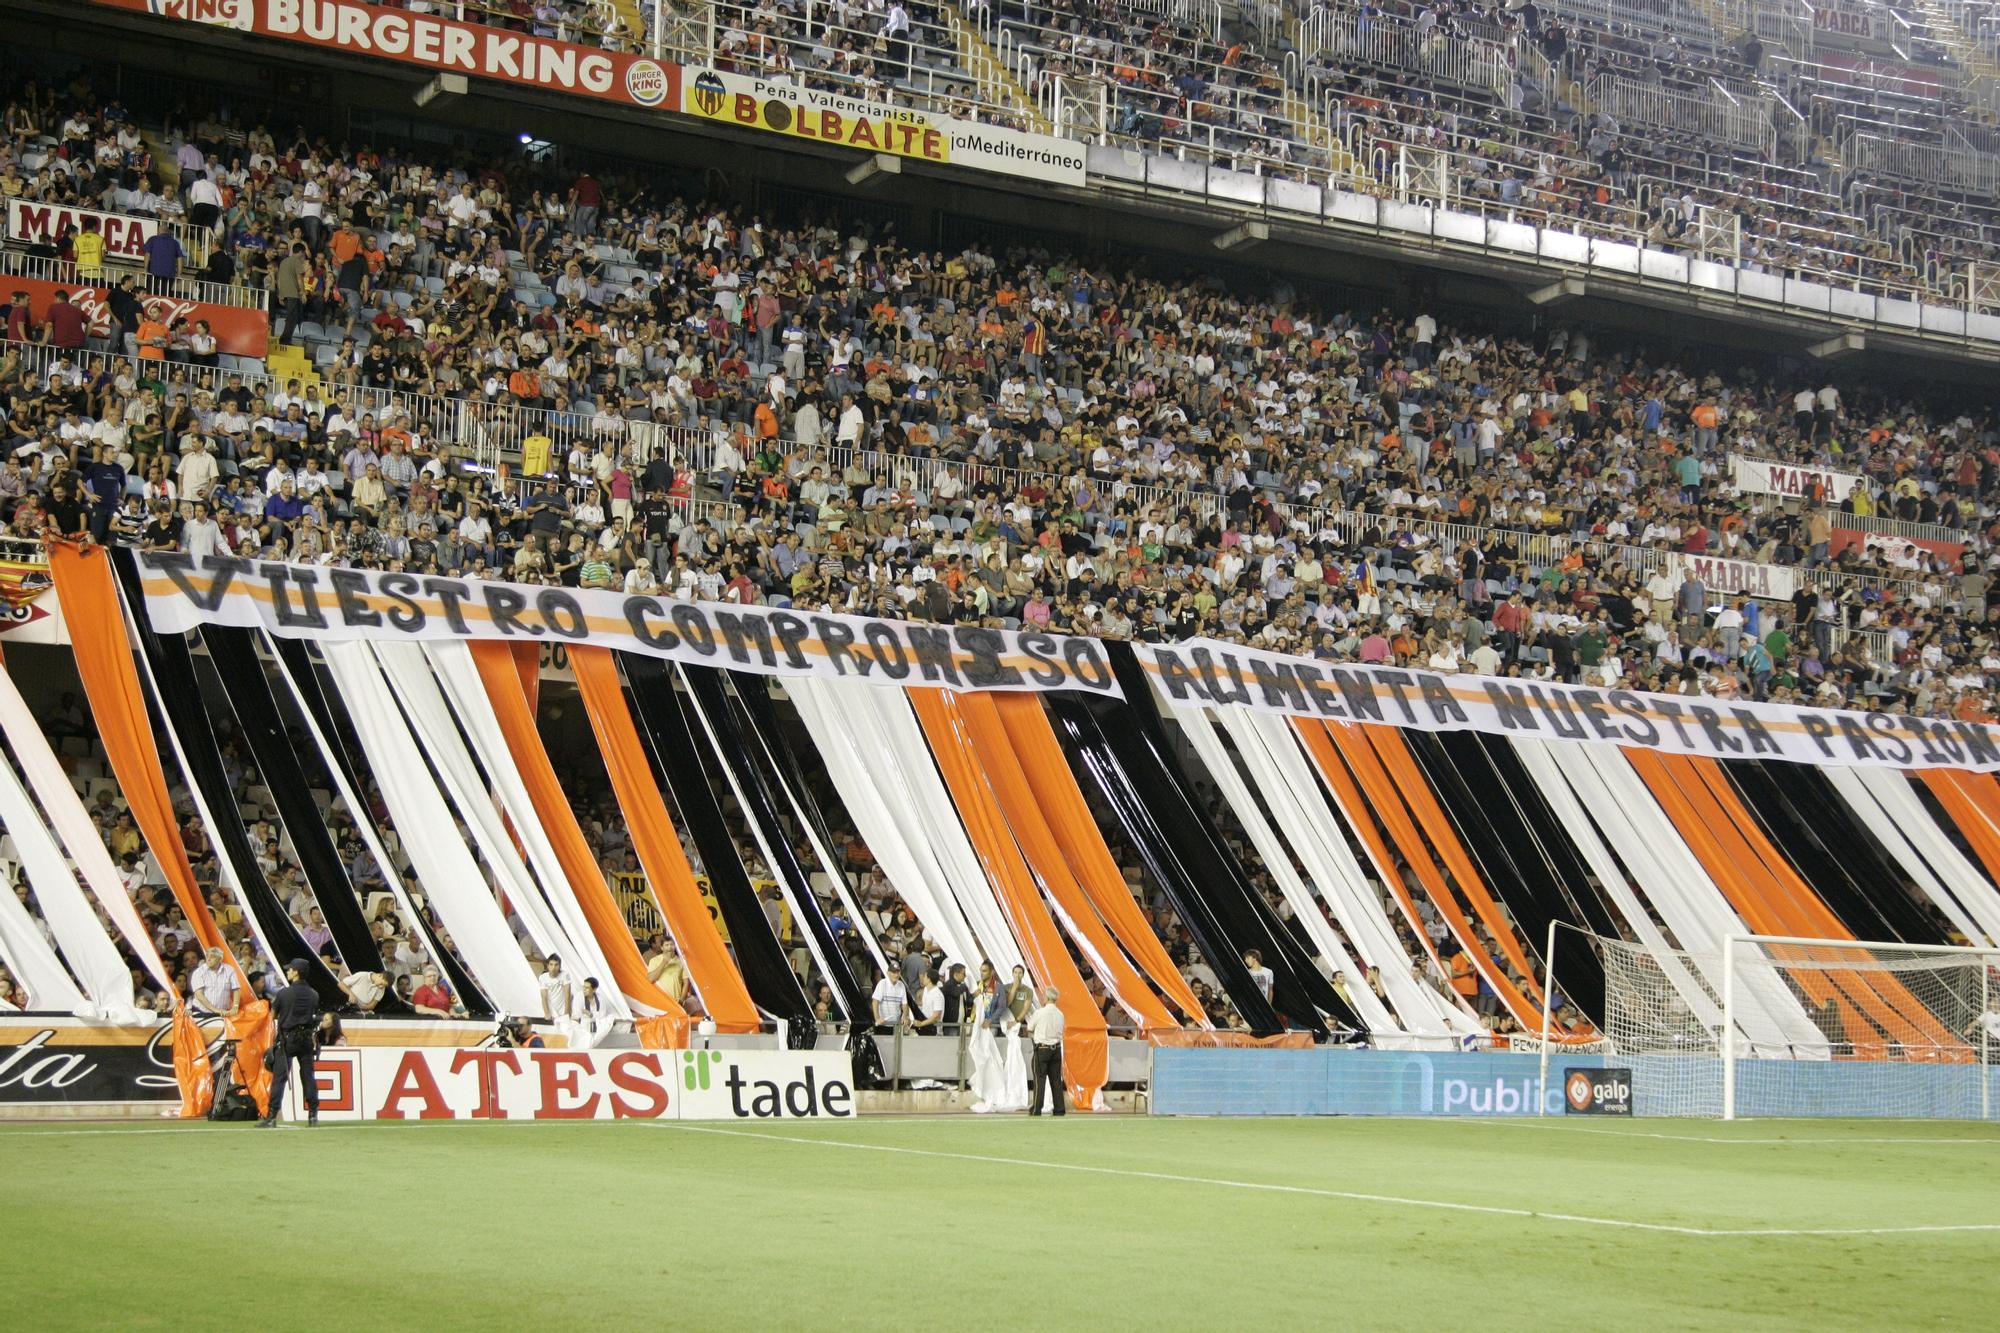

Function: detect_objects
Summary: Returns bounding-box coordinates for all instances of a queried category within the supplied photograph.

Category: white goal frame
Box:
[1721,934,1997,1121]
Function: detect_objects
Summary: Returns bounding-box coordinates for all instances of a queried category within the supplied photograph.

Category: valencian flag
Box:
[0,555,51,612]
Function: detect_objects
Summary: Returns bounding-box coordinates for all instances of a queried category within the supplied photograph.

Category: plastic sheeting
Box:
[268,638,490,1016]
[202,627,403,1006]
[317,642,543,1016]
[786,677,1016,977]
[0,742,137,1019]
[0,653,172,995]
[421,642,629,1017]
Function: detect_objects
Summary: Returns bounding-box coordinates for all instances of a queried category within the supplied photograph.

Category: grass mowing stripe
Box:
[1463,1121,2000,1146]
[650,1120,2000,1238]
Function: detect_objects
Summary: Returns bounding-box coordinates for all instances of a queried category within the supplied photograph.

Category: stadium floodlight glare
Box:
[845,154,901,186]
[1212,221,1269,251]
[412,73,468,108]
[1591,931,1997,1119]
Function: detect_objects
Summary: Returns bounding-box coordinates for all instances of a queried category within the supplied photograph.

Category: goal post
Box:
[1594,932,1999,1120]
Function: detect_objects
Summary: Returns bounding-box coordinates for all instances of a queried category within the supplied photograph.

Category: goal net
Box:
[1595,934,1998,1119]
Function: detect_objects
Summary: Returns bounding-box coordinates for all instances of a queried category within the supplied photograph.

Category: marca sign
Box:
[1665,552,1797,601]
[102,0,679,110]
[284,1046,856,1121]
[1730,454,1865,503]
[683,68,1086,186]
[5,200,158,261]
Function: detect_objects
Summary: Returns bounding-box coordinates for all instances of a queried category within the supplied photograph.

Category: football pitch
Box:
[5,1116,1997,1329]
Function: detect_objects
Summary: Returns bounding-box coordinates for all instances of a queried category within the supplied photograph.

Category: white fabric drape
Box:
[0,747,138,1020]
[371,643,589,981]
[421,643,632,1018]
[968,1021,1030,1113]
[0,662,172,994]
[1239,709,1485,1038]
[318,643,543,1016]
[0,845,87,1014]
[676,666,846,1019]
[1511,738,1724,1036]
[1168,703,1399,1035]
[1839,768,2000,947]
[1562,744,1822,1053]
[787,678,1015,975]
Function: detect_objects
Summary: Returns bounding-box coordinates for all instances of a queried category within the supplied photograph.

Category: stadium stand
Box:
[0,4,1995,1054]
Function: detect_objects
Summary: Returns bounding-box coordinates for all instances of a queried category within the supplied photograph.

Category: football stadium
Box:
[0,0,1998,1324]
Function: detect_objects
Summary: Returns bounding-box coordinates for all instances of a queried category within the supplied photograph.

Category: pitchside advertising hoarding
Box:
[1563,1066,1633,1115]
[93,0,678,109]
[285,1047,856,1122]
[663,67,1086,186]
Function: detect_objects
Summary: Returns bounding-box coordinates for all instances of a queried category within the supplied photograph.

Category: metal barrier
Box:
[0,252,268,311]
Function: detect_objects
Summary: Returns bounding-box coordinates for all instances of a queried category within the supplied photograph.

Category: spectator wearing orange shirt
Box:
[135,310,170,361]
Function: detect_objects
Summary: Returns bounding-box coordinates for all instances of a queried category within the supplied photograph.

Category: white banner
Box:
[682,67,1087,186]
[1132,638,2000,772]
[134,552,1121,697]
[1664,552,1798,601]
[1730,454,1865,503]
[4,199,158,262]
[285,1046,857,1121]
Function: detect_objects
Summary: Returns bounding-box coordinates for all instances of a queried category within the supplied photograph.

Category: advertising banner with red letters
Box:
[4,200,159,262]
[4,275,268,357]
[280,1046,859,1121]
[88,0,679,110]
[1829,526,1967,568]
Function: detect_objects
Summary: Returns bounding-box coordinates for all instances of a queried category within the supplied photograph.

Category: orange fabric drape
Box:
[470,642,689,1046]
[1921,771,2000,890]
[992,693,1209,1027]
[957,692,1179,1035]
[1626,750,1949,1057]
[910,688,1107,1108]
[1319,722,1543,1027]
[1360,726,1546,994]
[1289,719,1454,982]
[48,543,269,1110]
[47,543,228,954]
[171,1006,214,1118]
[1674,755,1956,1053]
[568,645,760,1034]
[511,642,541,715]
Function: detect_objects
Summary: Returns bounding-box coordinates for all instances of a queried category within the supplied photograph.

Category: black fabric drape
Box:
[266,638,491,1016]
[200,626,410,1015]
[1406,731,1605,1018]
[109,549,341,1007]
[1727,762,1947,946]
[680,665,869,1021]
[1104,644,1354,1032]
[1043,695,1287,1034]
[621,654,812,1022]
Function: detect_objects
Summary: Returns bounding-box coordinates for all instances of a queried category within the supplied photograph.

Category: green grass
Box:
[5,1117,1998,1329]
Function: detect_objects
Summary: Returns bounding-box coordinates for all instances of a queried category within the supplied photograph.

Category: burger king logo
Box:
[624,59,669,108]
[146,0,255,30]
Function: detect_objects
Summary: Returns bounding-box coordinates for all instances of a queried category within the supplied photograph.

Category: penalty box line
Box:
[650,1121,2000,1239]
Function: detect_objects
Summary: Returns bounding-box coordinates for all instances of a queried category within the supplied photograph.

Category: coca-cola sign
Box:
[3,274,269,357]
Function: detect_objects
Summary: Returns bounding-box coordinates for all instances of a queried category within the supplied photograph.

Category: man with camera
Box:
[495,1016,546,1049]
[258,958,323,1128]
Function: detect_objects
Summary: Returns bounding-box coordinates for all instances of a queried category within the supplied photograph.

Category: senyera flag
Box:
[89,0,680,111]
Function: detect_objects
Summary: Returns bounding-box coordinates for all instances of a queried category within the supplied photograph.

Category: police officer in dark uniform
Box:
[259,958,322,1127]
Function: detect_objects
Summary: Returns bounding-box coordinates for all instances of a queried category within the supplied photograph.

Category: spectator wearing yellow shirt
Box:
[72,216,106,281]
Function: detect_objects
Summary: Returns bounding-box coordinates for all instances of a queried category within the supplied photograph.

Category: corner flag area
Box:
[5,1117,1997,1327]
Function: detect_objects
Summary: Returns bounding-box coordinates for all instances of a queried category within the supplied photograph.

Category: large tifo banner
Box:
[683,67,1087,186]
[1135,637,2000,772]
[1729,454,1865,503]
[5,275,268,357]
[5,200,159,261]
[134,553,1123,696]
[99,0,679,109]
[284,1046,856,1121]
